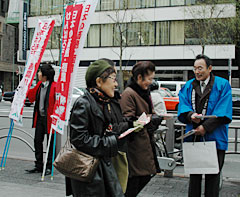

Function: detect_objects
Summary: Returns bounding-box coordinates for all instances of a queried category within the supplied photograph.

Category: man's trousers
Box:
[34,115,54,170]
[188,149,225,197]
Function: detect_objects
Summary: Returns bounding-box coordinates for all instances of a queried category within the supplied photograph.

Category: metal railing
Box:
[0,115,62,157]
[174,122,240,155]
[0,126,35,153]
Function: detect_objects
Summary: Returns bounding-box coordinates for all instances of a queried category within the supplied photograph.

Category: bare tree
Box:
[106,0,139,92]
[184,0,235,55]
[185,0,240,85]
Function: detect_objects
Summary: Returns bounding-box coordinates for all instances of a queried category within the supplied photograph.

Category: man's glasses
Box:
[193,66,204,72]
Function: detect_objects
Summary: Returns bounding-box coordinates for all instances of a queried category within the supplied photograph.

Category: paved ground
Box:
[0,158,240,197]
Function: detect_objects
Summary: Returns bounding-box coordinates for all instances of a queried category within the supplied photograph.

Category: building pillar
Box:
[183,70,188,81]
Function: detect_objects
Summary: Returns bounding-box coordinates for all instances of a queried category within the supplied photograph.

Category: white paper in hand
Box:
[136,112,150,125]
[118,112,150,139]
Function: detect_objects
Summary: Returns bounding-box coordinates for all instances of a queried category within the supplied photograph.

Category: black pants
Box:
[125,175,152,197]
[34,115,53,170]
[188,149,225,197]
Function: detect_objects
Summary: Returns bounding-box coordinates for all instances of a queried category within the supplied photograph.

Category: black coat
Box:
[66,91,127,197]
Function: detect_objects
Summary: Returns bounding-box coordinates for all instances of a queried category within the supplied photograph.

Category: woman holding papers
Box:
[66,60,135,197]
[120,61,164,197]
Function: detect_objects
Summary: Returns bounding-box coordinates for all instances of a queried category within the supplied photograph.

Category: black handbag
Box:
[53,136,99,182]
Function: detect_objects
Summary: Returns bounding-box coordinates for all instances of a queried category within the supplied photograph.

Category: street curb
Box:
[157,172,240,183]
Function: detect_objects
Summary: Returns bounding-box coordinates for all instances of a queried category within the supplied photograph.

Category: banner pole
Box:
[3,121,14,169]
[41,127,53,181]
[51,130,57,180]
[0,119,14,170]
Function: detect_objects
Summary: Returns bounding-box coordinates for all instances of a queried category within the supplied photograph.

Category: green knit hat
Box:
[85,60,111,87]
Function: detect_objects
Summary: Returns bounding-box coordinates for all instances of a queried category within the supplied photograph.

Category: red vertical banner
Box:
[51,0,99,134]
[51,4,83,134]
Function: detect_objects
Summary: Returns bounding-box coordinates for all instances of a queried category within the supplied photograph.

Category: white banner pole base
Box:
[41,127,53,181]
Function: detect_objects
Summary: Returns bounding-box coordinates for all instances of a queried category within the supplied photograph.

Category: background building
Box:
[0,0,20,92]
[9,0,240,88]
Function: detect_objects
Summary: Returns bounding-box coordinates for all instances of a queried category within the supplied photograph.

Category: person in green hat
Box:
[65,60,134,197]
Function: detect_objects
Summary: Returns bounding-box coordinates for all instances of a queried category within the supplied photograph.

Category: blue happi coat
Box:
[178,76,232,150]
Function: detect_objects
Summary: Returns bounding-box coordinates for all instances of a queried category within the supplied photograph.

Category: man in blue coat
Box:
[178,54,232,197]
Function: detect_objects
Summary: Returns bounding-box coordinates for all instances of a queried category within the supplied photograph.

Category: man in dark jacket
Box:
[26,64,56,175]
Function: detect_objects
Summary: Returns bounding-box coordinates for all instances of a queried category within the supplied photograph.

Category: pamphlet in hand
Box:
[118,112,150,139]
[176,129,196,140]
[194,115,217,120]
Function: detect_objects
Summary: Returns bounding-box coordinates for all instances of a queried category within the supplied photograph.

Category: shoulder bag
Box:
[53,130,99,182]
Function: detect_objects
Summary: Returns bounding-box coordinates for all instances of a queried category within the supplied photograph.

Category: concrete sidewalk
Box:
[0,158,240,197]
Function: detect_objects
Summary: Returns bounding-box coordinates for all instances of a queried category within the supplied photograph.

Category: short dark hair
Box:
[195,54,212,68]
[132,61,155,81]
[40,64,55,82]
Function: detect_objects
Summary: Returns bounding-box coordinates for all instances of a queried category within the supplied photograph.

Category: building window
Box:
[156,21,170,45]
[30,0,41,16]
[28,27,60,49]
[52,27,61,49]
[101,24,113,46]
[96,0,101,11]
[101,0,114,10]
[171,0,185,6]
[30,0,65,16]
[142,0,155,8]
[185,0,196,5]
[87,25,100,47]
[128,0,141,9]
[140,22,155,45]
[127,23,141,46]
[52,0,64,15]
[113,23,127,47]
[28,28,35,49]
[41,0,52,15]
[170,21,184,44]
[114,0,127,10]
[156,0,170,7]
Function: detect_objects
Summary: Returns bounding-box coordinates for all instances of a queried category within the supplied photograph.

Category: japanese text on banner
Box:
[9,19,55,125]
[51,0,98,135]
[51,4,83,134]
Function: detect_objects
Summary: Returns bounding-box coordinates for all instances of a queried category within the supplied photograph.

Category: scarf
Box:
[88,88,115,132]
[128,77,153,114]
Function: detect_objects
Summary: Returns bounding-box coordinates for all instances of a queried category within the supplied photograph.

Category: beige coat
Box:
[120,87,157,177]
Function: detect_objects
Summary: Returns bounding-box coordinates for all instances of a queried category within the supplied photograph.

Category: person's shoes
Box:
[45,168,51,176]
[25,167,42,173]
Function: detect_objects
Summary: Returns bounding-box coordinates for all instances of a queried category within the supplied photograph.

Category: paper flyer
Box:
[118,112,150,139]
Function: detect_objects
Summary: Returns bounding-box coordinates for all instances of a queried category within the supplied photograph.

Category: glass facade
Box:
[28,27,61,49]
[28,19,233,50]
[85,21,185,48]
[30,0,64,16]
[28,0,233,50]
[29,0,208,16]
